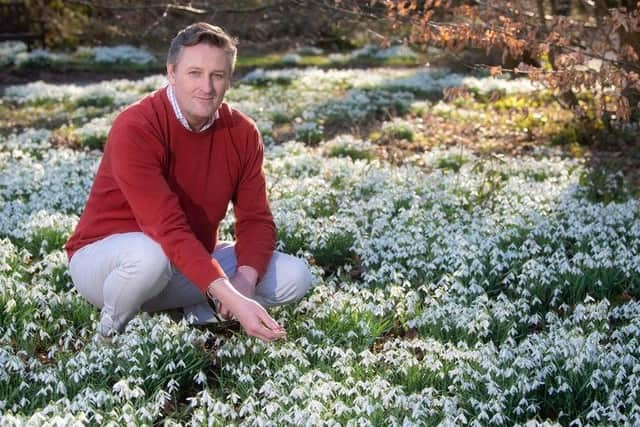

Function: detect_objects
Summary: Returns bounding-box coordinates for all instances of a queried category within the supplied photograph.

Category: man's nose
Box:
[201,77,214,94]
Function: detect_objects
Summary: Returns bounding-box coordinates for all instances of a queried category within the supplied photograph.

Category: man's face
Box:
[167,43,231,131]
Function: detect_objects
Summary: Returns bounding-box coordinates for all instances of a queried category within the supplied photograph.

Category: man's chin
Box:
[196,104,218,116]
[191,108,216,120]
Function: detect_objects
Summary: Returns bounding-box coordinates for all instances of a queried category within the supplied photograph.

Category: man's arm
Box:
[217,125,273,320]
[232,125,276,281]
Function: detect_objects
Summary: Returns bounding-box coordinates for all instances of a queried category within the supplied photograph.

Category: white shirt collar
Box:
[167,84,218,132]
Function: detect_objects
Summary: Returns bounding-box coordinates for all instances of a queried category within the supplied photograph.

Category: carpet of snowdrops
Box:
[2,61,640,427]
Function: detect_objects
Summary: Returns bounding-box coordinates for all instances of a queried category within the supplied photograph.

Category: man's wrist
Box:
[206,276,230,300]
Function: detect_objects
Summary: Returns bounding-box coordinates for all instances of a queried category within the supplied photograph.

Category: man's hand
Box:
[218,266,258,319]
[208,277,286,343]
[230,297,286,342]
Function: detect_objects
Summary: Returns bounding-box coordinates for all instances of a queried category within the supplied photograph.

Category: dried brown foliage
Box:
[350,0,640,122]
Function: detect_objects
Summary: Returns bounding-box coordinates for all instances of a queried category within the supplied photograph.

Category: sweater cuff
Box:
[192,258,227,294]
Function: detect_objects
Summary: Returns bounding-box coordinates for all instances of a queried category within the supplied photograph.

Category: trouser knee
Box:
[121,238,173,298]
[276,256,312,304]
[290,258,313,301]
[100,235,172,335]
[254,254,312,307]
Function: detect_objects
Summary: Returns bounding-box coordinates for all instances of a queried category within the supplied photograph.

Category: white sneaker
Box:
[99,311,117,339]
[183,301,220,325]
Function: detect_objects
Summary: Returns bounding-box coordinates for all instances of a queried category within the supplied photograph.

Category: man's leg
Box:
[208,242,313,308]
[68,232,173,337]
[140,265,212,323]
[143,242,313,324]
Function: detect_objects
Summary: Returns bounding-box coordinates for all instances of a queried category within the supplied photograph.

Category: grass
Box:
[327,143,374,161]
[1,50,429,76]
[14,56,163,73]
[236,51,427,71]
[436,153,469,172]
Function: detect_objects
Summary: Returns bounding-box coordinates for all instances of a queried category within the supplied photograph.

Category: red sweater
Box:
[65,87,276,293]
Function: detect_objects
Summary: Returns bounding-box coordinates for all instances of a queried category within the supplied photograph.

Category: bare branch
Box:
[62,0,286,15]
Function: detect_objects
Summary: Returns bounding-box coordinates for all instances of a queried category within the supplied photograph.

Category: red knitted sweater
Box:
[65,87,276,293]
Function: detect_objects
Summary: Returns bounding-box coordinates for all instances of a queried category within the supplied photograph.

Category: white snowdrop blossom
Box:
[78,45,156,65]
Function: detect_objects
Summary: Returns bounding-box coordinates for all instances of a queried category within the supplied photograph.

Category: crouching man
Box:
[65,22,311,342]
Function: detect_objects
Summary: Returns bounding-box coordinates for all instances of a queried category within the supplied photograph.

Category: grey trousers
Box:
[68,232,312,336]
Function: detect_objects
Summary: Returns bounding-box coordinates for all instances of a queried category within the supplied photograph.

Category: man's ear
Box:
[166,63,176,85]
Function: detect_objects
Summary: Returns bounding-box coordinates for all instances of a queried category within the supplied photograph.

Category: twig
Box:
[62,0,287,15]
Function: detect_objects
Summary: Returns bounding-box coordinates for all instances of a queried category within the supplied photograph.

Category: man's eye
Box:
[189,71,200,76]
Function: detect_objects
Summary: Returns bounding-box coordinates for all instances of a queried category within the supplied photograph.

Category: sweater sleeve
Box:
[233,125,276,278]
[108,118,226,293]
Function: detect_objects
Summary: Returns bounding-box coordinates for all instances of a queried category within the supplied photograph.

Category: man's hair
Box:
[167,22,238,74]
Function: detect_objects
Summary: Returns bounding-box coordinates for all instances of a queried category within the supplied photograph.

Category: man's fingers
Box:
[216,297,286,342]
[258,313,286,340]
[260,312,285,333]
[252,326,285,342]
[245,316,286,342]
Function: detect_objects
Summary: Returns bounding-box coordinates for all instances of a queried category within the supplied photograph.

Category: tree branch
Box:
[62,0,287,15]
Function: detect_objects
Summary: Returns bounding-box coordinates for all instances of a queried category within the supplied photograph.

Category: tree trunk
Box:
[551,0,572,16]
[544,0,580,113]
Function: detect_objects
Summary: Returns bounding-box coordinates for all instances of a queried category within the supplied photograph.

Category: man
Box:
[65,22,311,343]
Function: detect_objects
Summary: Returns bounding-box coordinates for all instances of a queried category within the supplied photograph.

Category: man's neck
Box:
[189,118,209,133]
